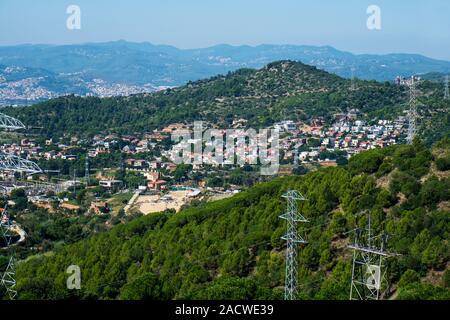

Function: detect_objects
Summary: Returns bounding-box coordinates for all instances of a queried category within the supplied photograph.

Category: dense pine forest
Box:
[13,138,450,300]
[3,60,448,146]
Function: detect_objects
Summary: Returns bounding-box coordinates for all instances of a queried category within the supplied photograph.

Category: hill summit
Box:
[3,60,411,138]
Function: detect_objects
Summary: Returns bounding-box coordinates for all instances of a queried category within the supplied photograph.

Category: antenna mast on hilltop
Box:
[406,76,418,145]
[348,212,398,300]
[280,190,308,300]
[445,74,449,100]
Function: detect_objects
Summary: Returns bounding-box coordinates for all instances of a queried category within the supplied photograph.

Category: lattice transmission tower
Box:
[0,113,42,175]
[0,113,41,300]
[406,76,418,145]
[0,205,17,300]
[280,190,308,300]
[0,113,25,131]
[0,154,42,175]
[1,256,16,300]
[348,212,398,300]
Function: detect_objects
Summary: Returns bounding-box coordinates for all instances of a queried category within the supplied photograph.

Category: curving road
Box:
[1,222,27,246]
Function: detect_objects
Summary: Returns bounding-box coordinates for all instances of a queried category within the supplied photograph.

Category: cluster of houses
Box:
[1,114,409,200]
[276,114,407,163]
[164,113,408,168]
[0,112,413,224]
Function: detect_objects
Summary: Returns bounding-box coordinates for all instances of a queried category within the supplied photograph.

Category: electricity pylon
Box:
[0,113,40,300]
[348,212,398,300]
[1,205,17,300]
[1,256,17,300]
[0,113,42,175]
[0,153,42,175]
[0,113,25,131]
[280,190,308,300]
[406,76,417,145]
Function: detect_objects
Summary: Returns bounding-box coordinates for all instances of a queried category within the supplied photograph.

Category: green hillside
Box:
[14,139,450,300]
[2,61,406,136]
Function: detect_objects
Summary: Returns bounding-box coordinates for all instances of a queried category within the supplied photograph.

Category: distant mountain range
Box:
[1,40,450,105]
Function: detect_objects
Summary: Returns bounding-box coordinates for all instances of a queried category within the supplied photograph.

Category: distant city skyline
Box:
[1,0,450,60]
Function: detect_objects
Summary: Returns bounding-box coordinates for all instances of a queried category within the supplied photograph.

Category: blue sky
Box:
[1,0,449,60]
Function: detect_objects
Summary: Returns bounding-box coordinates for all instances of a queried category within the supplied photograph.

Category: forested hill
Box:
[3,60,449,145]
[2,61,404,135]
[15,139,450,300]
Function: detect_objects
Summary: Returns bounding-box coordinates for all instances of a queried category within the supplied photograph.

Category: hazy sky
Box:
[1,0,449,60]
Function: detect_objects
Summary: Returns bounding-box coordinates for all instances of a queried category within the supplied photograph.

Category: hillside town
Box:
[1,111,408,168]
[0,110,409,220]
[0,71,166,106]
